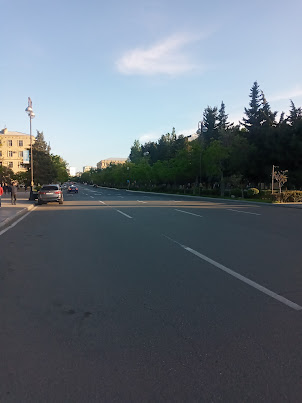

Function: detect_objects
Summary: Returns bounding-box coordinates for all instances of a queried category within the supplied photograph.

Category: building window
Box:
[18,140,23,147]
[0,151,2,157]
[18,162,24,169]
[18,151,23,158]
[8,150,13,157]
[7,140,12,147]
[8,162,13,168]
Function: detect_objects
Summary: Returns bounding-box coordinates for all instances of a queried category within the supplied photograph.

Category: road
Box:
[1,184,302,402]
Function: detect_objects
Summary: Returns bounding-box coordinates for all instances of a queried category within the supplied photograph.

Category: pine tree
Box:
[202,106,218,144]
[259,91,277,127]
[129,139,142,163]
[241,81,262,131]
[217,101,232,131]
[288,100,302,126]
[33,131,50,153]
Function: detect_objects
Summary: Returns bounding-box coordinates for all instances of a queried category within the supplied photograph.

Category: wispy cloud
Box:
[139,132,162,143]
[269,87,302,102]
[116,33,202,76]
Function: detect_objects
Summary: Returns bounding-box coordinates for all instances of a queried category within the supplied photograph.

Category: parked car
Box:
[37,184,64,205]
[68,185,78,193]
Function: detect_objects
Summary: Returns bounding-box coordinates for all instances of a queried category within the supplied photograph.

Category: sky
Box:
[1,0,301,172]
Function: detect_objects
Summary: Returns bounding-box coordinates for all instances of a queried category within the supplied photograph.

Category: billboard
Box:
[23,150,30,164]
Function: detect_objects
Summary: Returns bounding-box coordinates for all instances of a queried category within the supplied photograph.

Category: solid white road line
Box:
[99,201,106,204]
[228,209,261,216]
[175,209,203,218]
[163,235,302,311]
[137,200,147,203]
[0,207,36,236]
[117,210,132,219]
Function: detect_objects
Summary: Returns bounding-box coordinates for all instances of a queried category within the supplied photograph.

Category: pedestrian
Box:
[0,184,3,207]
[3,184,7,195]
[11,183,17,205]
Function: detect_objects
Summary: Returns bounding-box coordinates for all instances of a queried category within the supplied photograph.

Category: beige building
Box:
[0,128,35,173]
[97,158,127,169]
[83,166,96,172]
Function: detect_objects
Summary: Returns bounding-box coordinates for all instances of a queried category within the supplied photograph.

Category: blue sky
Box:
[1,0,301,171]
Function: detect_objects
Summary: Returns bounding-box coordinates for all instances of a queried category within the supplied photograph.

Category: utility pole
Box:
[25,97,35,200]
[272,165,279,194]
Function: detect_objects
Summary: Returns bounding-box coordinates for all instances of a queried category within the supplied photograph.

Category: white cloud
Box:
[116,33,201,76]
[269,87,302,102]
[176,127,197,137]
[139,132,162,143]
[139,126,197,144]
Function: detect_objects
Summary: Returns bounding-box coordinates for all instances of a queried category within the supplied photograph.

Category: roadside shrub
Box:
[229,188,243,198]
[200,188,220,197]
[271,191,302,203]
[259,190,272,199]
[245,188,260,198]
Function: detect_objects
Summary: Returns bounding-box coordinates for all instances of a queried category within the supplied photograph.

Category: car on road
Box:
[68,185,78,193]
[37,184,64,205]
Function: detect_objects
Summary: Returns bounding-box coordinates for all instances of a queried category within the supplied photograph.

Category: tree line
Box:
[80,81,302,196]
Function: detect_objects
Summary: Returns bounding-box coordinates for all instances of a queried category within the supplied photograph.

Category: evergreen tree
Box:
[288,100,302,126]
[259,91,277,127]
[217,101,232,132]
[241,81,262,131]
[33,131,50,153]
[129,139,142,163]
[278,112,285,126]
[203,106,218,143]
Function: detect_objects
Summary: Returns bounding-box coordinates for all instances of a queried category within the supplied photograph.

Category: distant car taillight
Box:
[54,191,61,194]
[39,191,46,194]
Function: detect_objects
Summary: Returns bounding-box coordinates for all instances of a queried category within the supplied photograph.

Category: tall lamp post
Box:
[271,165,279,194]
[25,97,35,200]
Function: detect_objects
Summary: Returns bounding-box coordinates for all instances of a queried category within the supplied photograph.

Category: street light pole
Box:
[25,97,35,200]
[197,121,208,187]
[271,165,279,194]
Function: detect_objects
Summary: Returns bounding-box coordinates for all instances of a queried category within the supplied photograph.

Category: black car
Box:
[68,185,78,193]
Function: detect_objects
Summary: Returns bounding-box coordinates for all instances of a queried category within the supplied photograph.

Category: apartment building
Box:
[83,166,96,172]
[97,158,127,169]
[0,128,35,173]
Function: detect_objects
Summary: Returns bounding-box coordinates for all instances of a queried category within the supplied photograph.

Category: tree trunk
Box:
[220,171,225,197]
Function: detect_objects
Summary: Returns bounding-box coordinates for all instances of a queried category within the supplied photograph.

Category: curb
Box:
[0,203,36,230]
[124,189,302,209]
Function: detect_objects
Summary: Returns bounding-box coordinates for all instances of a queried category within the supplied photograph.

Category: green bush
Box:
[229,188,243,197]
[271,191,302,203]
[259,190,272,199]
[246,188,260,198]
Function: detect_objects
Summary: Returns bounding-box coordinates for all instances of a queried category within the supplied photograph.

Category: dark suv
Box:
[37,184,64,205]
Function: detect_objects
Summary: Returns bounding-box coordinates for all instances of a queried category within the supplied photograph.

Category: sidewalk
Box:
[0,190,36,229]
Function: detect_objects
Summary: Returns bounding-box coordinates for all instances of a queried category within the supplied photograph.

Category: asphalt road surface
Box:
[1,185,302,402]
